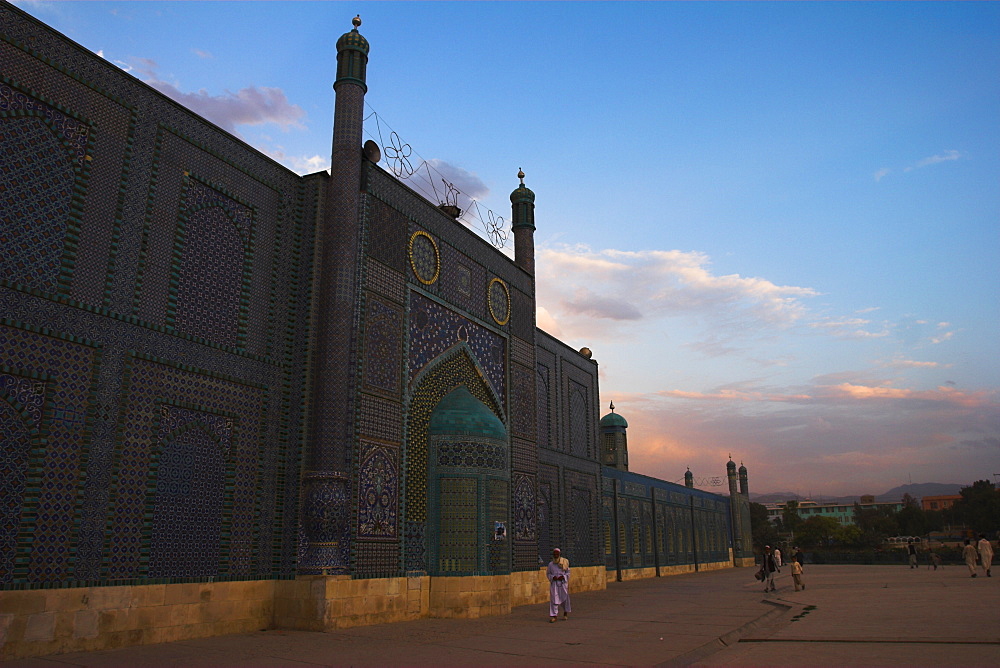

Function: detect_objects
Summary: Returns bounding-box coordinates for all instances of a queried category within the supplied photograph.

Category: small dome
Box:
[429,386,506,440]
[600,412,628,428]
[739,463,748,475]
[510,184,535,204]
[578,347,593,359]
[727,459,737,470]
[684,468,694,481]
[337,16,370,54]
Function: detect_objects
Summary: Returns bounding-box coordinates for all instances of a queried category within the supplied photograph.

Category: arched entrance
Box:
[427,386,510,576]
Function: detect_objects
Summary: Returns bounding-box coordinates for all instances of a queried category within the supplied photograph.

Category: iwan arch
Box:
[0,7,753,659]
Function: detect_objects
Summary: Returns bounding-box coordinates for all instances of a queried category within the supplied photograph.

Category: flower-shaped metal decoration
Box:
[486,208,508,248]
[385,131,413,178]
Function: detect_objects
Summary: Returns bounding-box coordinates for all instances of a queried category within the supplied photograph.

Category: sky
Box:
[16,1,1000,498]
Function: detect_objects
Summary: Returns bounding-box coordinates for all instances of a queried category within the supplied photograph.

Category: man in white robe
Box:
[547,548,571,622]
[978,534,993,577]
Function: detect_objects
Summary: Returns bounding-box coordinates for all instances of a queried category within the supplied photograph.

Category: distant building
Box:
[921,494,962,512]
[765,498,904,526]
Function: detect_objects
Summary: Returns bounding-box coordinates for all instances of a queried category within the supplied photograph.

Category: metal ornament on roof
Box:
[363,106,511,249]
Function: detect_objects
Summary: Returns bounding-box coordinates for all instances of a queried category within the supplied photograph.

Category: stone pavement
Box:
[3,564,997,667]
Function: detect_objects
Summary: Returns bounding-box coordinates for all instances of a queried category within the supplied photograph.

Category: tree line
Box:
[749,479,1000,552]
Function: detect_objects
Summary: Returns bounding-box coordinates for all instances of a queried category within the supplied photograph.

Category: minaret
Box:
[684,468,694,489]
[727,456,742,563]
[510,169,536,274]
[301,15,370,575]
[599,401,629,471]
[738,462,749,497]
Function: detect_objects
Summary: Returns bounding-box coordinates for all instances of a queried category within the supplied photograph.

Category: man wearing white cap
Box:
[547,548,571,622]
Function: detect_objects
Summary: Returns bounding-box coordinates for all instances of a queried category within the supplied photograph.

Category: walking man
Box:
[978,534,993,578]
[761,545,778,592]
[907,540,918,569]
[962,539,978,578]
[547,548,571,622]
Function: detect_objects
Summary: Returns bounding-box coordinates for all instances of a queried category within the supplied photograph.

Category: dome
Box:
[337,16,370,55]
[429,386,506,440]
[739,463,748,475]
[599,412,628,428]
[510,169,535,204]
[727,459,737,470]
[510,184,535,204]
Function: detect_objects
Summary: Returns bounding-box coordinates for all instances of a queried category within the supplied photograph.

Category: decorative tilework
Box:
[436,477,477,573]
[405,344,504,525]
[104,354,265,579]
[408,230,439,285]
[435,440,506,470]
[0,321,100,583]
[409,291,506,400]
[510,364,535,441]
[486,479,509,573]
[569,383,589,458]
[357,393,402,443]
[487,278,510,326]
[356,441,398,538]
[362,295,402,398]
[148,406,233,578]
[512,474,536,542]
[535,364,550,450]
[0,114,77,294]
[168,176,254,348]
[0,374,43,583]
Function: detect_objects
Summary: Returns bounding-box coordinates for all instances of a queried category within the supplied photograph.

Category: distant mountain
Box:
[750,482,965,505]
[876,482,963,501]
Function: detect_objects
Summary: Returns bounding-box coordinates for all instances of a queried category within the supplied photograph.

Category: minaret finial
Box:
[352,14,362,29]
[518,167,525,185]
[610,400,615,413]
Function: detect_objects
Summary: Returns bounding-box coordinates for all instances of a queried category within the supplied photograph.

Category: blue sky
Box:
[17,1,999,497]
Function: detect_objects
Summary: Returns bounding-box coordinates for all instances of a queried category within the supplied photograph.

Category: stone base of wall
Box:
[0,580,274,661]
[0,564,624,659]
[735,556,756,568]
[610,560,733,582]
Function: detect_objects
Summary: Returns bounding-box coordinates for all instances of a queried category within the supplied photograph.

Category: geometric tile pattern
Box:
[436,477,477,574]
[409,291,506,399]
[512,474,536,542]
[356,440,398,538]
[169,178,253,348]
[510,363,535,440]
[0,378,38,583]
[569,382,589,458]
[0,321,100,584]
[362,295,402,397]
[0,114,78,294]
[148,407,232,578]
[405,345,503,525]
[104,354,265,579]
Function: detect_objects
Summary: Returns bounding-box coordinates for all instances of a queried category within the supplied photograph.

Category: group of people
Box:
[759,545,806,592]
[962,534,994,578]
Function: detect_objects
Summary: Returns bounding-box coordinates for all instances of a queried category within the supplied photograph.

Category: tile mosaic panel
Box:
[0,321,100,583]
[405,346,503,525]
[356,441,398,539]
[0,107,81,294]
[104,354,265,579]
[0,373,44,583]
[362,295,402,398]
[409,291,506,400]
[510,363,535,441]
[148,406,233,578]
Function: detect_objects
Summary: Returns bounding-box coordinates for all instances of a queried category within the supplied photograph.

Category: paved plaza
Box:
[3,564,997,667]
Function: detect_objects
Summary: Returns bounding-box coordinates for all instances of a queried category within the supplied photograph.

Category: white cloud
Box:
[123,57,305,134]
[874,167,890,182]
[904,150,962,172]
[880,356,950,370]
[192,49,213,59]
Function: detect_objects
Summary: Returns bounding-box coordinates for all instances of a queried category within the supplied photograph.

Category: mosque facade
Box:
[0,6,752,659]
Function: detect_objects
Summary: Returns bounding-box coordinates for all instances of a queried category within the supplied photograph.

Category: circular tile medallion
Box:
[488,277,510,325]
[408,231,439,285]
